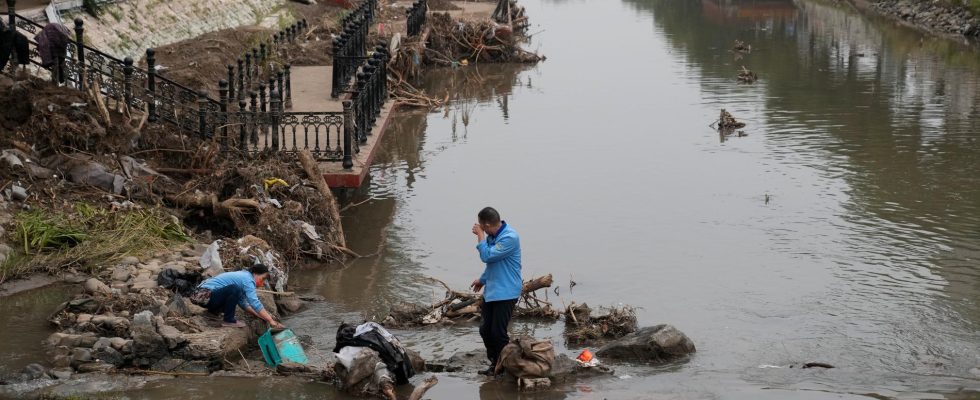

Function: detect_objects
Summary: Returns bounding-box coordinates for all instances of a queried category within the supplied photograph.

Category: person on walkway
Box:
[191,264,284,329]
[470,206,522,376]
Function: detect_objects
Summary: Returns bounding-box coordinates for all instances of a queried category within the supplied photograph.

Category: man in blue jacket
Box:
[470,207,522,376]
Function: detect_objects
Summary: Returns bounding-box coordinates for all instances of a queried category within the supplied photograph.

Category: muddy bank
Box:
[860,0,979,39]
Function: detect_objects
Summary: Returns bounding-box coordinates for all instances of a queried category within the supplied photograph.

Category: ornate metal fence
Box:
[4,0,387,169]
[331,0,375,98]
[406,0,427,37]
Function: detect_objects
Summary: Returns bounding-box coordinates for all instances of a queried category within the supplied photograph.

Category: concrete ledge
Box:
[322,101,400,188]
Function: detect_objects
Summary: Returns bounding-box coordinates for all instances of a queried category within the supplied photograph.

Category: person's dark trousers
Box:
[205,285,243,323]
[480,298,518,367]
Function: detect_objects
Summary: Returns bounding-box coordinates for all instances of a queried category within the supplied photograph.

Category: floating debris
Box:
[716,109,746,131]
[737,66,758,84]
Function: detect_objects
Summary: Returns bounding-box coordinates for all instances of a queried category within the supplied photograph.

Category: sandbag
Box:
[497,336,555,378]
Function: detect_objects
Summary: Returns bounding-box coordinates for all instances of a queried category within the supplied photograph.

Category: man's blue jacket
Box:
[477,221,522,302]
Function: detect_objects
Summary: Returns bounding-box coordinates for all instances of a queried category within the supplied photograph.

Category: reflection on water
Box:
[2,0,980,398]
[0,285,78,374]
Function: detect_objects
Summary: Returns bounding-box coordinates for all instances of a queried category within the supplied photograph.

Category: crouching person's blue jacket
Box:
[477,221,522,302]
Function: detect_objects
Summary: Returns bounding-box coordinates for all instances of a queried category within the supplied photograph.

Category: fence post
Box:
[219,80,228,150]
[276,69,284,103]
[331,38,341,98]
[7,0,14,33]
[227,65,235,101]
[74,18,85,90]
[198,90,208,139]
[355,72,367,143]
[236,58,244,101]
[238,98,248,152]
[342,100,353,169]
[258,83,267,112]
[244,52,252,89]
[273,32,280,46]
[146,48,156,122]
[249,90,258,145]
[260,43,267,66]
[364,61,377,125]
[284,64,291,109]
[122,57,134,106]
[270,90,281,151]
[268,76,276,103]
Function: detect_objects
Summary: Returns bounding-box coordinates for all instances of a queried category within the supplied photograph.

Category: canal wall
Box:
[65,0,291,59]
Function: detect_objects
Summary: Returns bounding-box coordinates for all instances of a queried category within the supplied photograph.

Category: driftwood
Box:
[716,109,746,130]
[737,66,758,84]
[407,375,439,400]
[167,192,260,218]
[383,274,559,327]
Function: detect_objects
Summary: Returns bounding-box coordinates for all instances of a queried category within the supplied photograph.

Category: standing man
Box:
[470,207,522,376]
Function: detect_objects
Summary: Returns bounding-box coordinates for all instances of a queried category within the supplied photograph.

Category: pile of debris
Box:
[716,109,746,131]
[737,66,758,84]
[424,12,543,65]
[563,303,638,345]
[381,274,560,327]
[37,240,311,380]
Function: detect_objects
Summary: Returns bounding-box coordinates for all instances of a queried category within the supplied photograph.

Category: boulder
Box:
[47,332,98,348]
[176,327,251,360]
[257,292,280,319]
[93,346,124,366]
[276,294,305,314]
[48,368,73,380]
[595,325,695,362]
[22,363,47,380]
[71,347,93,366]
[75,362,115,373]
[83,278,111,295]
[111,266,131,282]
[130,311,167,363]
[92,337,113,351]
[154,318,187,350]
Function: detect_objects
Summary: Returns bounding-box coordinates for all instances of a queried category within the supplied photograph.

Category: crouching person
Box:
[190,264,285,329]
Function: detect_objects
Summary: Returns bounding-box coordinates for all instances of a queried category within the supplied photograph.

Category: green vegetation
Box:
[0,205,189,284]
[107,7,123,22]
[82,0,103,17]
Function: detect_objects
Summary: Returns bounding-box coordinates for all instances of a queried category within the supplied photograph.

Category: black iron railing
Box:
[4,0,388,169]
[406,0,427,37]
[331,0,376,98]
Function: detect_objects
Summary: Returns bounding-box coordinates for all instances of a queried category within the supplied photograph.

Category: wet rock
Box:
[76,362,116,373]
[48,368,73,380]
[150,357,184,372]
[276,294,305,314]
[430,350,487,373]
[22,363,47,380]
[277,362,314,374]
[548,354,614,382]
[63,297,101,314]
[257,292,280,319]
[46,332,98,348]
[596,324,696,362]
[83,278,112,295]
[299,294,326,302]
[49,346,72,368]
[130,310,167,364]
[71,348,93,365]
[155,318,187,349]
[111,266,131,282]
[93,346,125,366]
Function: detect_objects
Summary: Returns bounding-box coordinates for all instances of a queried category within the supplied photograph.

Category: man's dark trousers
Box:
[480,298,518,367]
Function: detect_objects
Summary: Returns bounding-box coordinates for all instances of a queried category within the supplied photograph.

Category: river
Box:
[3,0,980,398]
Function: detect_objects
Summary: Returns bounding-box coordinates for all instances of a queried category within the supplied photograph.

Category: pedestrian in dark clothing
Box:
[0,24,30,72]
[470,206,522,376]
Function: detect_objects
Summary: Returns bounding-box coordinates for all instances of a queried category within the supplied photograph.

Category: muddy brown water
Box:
[3,0,980,398]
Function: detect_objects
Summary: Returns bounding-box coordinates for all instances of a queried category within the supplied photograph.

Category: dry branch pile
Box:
[425,12,543,65]
[716,109,746,130]
[564,302,638,345]
[737,66,758,84]
[382,274,560,327]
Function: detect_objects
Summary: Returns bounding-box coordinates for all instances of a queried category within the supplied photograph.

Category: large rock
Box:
[596,325,695,362]
[176,327,251,360]
[276,294,305,314]
[93,346,125,366]
[130,311,167,364]
[154,317,187,350]
[22,363,47,380]
[83,278,111,295]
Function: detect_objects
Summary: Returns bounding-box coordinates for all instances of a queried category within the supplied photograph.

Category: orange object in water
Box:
[576,349,593,362]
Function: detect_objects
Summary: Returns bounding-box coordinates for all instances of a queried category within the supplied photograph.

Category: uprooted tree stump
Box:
[382,274,559,327]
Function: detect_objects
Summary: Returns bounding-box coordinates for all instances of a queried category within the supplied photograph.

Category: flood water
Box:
[4,0,980,398]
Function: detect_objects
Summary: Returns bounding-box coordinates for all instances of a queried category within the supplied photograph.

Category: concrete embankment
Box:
[853,0,979,39]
